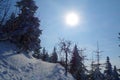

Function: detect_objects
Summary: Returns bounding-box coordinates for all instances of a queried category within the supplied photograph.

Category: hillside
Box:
[0,41,74,80]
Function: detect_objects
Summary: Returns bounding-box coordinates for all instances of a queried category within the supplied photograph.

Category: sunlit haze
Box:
[65,12,79,27]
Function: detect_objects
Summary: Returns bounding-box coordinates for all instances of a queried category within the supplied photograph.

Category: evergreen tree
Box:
[32,49,41,59]
[0,13,16,41]
[4,13,16,35]
[41,47,46,61]
[0,0,11,26]
[50,47,58,63]
[44,52,49,61]
[92,67,104,80]
[11,0,42,54]
[88,59,104,80]
[104,56,114,80]
[41,48,49,61]
[113,66,120,80]
[70,45,87,80]
[88,62,95,80]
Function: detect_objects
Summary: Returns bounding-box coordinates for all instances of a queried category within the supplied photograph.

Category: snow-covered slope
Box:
[0,41,74,80]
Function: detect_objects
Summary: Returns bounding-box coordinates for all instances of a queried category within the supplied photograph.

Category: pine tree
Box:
[113,66,120,80]
[92,67,104,80]
[4,13,16,35]
[88,62,95,80]
[0,0,11,26]
[104,56,114,80]
[41,48,46,61]
[41,48,49,61]
[11,0,42,54]
[50,47,58,63]
[32,49,41,59]
[0,12,16,41]
[70,45,87,80]
[44,52,49,61]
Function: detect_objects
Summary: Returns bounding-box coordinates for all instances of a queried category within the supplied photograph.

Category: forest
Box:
[0,0,120,80]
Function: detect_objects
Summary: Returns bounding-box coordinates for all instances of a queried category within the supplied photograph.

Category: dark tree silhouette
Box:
[41,48,49,61]
[50,47,58,63]
[41,47,46,60]
[59,39,71,76]
[104,56,114,80]
[10,0,42,55]
[70,45,87,80]
[0,13,16,41]
[0,0,10,26]
[113,66,120,80]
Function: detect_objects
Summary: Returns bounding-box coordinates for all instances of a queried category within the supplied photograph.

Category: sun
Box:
[65,12,79,27]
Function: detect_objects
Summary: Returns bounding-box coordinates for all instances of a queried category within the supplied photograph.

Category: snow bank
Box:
[0,41,74,80]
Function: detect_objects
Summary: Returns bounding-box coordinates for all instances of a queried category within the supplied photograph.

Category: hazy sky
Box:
[35,0,120,68]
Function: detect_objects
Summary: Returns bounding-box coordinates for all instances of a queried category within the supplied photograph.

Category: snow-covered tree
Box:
[4,13,16,34]
[88,57,104,80]
[0,0,11,26]
[41,48,46,60]
[70,45,87,80]
[32,49,41,59]
[92,67,104,80]
[10,0,42,54]
[113,66,120,80]
[0,12,16,41]
[41,48,49,61]
[50,47,58,63]
[104,56,114,80]
[44,52,49,61]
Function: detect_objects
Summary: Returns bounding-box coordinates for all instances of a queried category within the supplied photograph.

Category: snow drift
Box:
[0,41,74,80]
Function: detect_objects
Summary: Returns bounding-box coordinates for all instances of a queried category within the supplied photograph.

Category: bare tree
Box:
[59,39,72,76]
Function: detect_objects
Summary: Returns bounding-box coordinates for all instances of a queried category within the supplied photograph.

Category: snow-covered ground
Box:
[0,41,74,80]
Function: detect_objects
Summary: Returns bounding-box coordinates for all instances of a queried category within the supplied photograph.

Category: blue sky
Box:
[35,0,120,68]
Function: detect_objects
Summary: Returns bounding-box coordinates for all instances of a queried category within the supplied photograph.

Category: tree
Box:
[41,48,49,61]
[70,45,87,80]
[0,0,11,26]
[44,52,49,61]
[104,56,114,80]
[41,47,46,60]
[11,0,42,54]
[0,12,16,41]
[113,66,120,80]
[92,67,104,80]
[0,0,11,41]
[32,49,41,59]
[4,13,16,34]
[59,39,71,76]
[50,47,58,63]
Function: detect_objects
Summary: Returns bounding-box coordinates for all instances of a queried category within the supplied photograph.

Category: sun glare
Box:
[65,12,79,27]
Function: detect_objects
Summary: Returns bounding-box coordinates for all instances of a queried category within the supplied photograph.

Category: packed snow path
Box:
[0,41,74,80]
